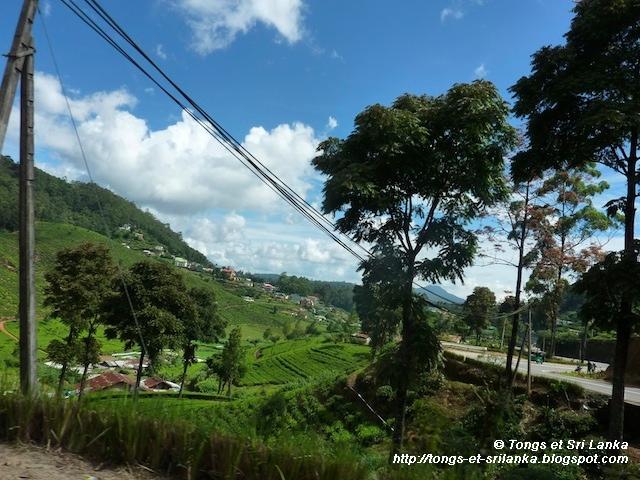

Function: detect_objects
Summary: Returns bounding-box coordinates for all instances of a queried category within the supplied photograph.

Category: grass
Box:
[0,392,370,480]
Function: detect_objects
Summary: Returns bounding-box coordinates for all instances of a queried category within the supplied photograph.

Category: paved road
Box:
[445,345,640,406]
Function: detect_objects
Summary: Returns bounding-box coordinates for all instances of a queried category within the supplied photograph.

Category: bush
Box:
[529,407,596,441]
[375,385,395,402]
[355,424,385,446]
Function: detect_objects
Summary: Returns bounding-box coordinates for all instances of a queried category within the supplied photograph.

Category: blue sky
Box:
[0,0,625,299]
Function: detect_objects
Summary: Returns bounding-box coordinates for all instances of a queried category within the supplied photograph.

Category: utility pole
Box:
[527,306,532,395]
[0,0,39,395]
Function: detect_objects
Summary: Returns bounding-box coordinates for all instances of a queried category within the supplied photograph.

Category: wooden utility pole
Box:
[0,0,39,395]
[527,306,532,395]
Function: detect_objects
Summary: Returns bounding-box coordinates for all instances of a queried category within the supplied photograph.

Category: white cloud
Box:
[7,72,321,216]
[474,63,488,79]
[173,0,306,54]
[440,7,464,22]
[326,116,338,130]
[155,44,167,60]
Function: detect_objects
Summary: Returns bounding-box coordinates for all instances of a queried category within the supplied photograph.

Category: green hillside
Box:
[0,155,209,265]
[0,222,329,368]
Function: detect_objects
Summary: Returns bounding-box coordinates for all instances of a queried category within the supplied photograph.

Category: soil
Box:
[0,443,161,480]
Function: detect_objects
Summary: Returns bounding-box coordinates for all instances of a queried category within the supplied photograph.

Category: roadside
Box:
[0,443,160,479]
[0,317,18,341]
[444,343,640,406]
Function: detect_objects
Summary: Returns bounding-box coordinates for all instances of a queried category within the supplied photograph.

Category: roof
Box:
[143,377,180,390]
[84,371,135,391]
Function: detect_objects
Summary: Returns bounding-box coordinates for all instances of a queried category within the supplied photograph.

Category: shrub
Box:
[355,424,384,446]
[375,385,395,402]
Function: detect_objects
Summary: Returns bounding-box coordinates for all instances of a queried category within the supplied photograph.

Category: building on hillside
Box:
[221,267,237,281]
[174,257,188,268]
[118,224,132,232]
[143,249,154,256]
[300,296,316,308]
[263,283,276,293]
[274,292,289,301]
[154,245,165,254]
[350,332,371,346]
[203,267,214,273]
[133,232,144,241]
[242,296,255,302]
[80,371,136,393]
[142,377,180,392]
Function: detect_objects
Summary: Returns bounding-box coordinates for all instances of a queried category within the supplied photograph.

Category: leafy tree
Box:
[354,284,400,355]
[510,0,640,440]
[463,287,497,344]
[103,261,192,391]
[526,167,612,357]
[313,82,516,453]
[178,287,226,397]
[44,243,116,396]
[482,173,547,385]
[209,327,246,395]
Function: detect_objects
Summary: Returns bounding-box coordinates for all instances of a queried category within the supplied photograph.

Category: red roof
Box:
[84,371,135,391]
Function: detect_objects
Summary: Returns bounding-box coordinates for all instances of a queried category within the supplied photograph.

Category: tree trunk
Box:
[179,360,189,398]
[506,182,530,386]
[134,349,145,396]
[389,270,415,460]
[78,324,97,401]
[56,327,77,397]
[609,138,637,441]
[57,362,68,397]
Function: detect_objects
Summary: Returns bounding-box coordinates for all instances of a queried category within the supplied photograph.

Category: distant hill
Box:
[251,272,464,308]
[0,155,209,265]
[415,285,464,305]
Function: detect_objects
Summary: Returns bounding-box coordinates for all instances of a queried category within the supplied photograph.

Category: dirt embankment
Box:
[0,443,161,479]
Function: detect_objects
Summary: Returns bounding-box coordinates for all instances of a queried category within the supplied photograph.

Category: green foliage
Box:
[463,286,497,343]
[0,155,209,265]
[529,407,596,441]
[103,261,193,387]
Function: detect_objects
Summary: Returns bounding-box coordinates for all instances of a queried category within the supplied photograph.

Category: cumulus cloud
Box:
[173,0,306,54]
[326,116,338,130]
[474,63,488,79]
[8,72,321,215]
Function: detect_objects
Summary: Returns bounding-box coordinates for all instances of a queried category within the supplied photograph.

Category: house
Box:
[174,257,188,268]
[133,232,144,241]
[143,249,154,256]
[142,377,180,392]
[203,267,214,274]
[263,283,275,293]
[350,332,371,346]
[242,296,255,302]
[118,224,132,232]
[221,267,237,281]
[153,245,165,254]
[81,371,136,392]
[300,296,316,308]
[274,292,289,301]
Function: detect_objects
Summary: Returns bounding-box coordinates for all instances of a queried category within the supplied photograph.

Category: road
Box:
[444,343,640,406]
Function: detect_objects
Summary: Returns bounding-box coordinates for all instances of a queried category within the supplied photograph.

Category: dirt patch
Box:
[0,443,162,479]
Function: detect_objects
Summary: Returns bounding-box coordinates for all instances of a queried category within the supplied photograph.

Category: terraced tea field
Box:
[242,338,370,386]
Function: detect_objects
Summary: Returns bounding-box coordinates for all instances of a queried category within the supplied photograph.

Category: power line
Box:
[54,0,482,314]
[37,6,149,363]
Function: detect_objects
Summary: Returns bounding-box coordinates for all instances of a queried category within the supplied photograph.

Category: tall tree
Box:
[210,327,246,395]
[178,287,226,397]
[482,175,545,385]
[526,166,612,357]
[103,261,192,391]
[510,0,640,440]
[313,81,516,454]
[463,287,497,344]
[44,243,116,396]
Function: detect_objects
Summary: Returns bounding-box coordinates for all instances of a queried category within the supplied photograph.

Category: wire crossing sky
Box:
[0,0,625,300]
